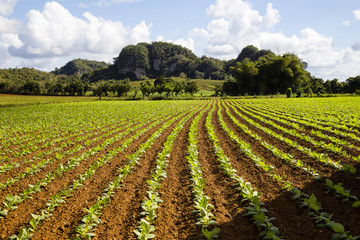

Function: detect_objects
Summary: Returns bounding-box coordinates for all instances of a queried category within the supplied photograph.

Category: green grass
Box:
[0,94,96,107]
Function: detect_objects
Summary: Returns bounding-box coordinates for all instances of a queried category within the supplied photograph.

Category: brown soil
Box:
[0,116,164,238]
[254,105,360,147]
[0,121,139,200]
[1,100,360,240]
[244,105,360,157]
[222,101,360,237]
[154,111,199,239]
[196,103,259,240]
[90,108,204,240]
[213,101,332,239]
[0,121,130,183]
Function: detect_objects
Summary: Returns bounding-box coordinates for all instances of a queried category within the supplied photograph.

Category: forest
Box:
[0,42,359,97]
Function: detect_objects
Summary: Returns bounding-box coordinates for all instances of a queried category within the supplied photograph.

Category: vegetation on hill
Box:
[52,59,109,76]
[0,42,360,97]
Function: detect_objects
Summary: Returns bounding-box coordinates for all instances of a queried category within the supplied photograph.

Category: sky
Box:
[1,0,360,81]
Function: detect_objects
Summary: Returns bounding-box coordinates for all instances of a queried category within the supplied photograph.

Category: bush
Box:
[296,90,303,98]
[286,88,292,98]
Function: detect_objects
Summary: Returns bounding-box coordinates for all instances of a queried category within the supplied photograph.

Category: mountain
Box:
[110,42,276,81]
[52,59,110,76]
[55,42,276,82]
[112,42,201,79]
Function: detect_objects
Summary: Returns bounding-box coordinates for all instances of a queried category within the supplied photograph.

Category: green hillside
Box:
[52,59,110,76]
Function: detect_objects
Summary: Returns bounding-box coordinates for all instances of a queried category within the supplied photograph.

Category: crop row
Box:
[1,98,360,239]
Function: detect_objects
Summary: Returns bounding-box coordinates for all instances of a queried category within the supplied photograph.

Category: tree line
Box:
[0,67,200,99]
[221,46,360,96]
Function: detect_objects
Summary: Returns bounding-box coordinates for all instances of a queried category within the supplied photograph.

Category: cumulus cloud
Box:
[173,37,195,51]
[190,0,360,80]
[0,0,20,16]
[153,36,195,52]
[263,3,281,29]
[0,33,23,67]
[353,9,360,20]
[194,0,284,59]
[0,15,20,34]
[7,1,151,68]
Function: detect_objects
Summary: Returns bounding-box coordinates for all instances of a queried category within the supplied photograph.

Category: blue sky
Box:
[1,0,360,81]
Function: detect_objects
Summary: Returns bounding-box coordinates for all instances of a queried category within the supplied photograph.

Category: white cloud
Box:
[173,37,194,51]
[205,44,236,57]
[1,33,22,48]
[7,1,151,69]
[156,37,195,52]
[342,20,350,26]
[189,27,209,38]
[353,9,360,20]
[0,33,23,67]
[156,35,164,41]
[190,0,360,80]
[0,15,20,34]
[0,0,20,16]
[130,20,152,43]
[263,3,281,29]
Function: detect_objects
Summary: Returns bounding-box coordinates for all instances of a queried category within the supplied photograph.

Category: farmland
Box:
[0,97,360,239]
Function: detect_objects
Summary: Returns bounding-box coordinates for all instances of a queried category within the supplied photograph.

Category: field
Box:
[0,94,96,107]
[0,97,360,239]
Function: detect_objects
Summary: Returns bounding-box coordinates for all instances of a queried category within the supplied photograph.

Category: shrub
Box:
[286,88,292,98]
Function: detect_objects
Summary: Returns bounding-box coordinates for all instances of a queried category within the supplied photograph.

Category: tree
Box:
[286,88,292,98]
[345,76,360,93]
[198,56,224,79]
[173,82,184,96]
[230,58,259,95]
[92,80,111,99]
[64,77,86,96]
[163,84,174,98]
[112,79,131,97]
[154,76,166,87]
[140,81,152,99]
[222,80,238,96]
[184,81,199,96]
[214,84,223,97]
[236,45,274,62]
[54,82,65,95]
[309,77,325,94]
[236,45,260,62]
[21,80,41,95]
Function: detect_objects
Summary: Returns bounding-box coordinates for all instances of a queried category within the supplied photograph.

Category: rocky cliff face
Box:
[153,59,161,71]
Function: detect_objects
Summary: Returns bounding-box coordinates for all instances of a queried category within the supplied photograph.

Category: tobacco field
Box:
[1,97,360,240]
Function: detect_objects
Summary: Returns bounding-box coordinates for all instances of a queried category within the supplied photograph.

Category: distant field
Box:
[0,94,96,107]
